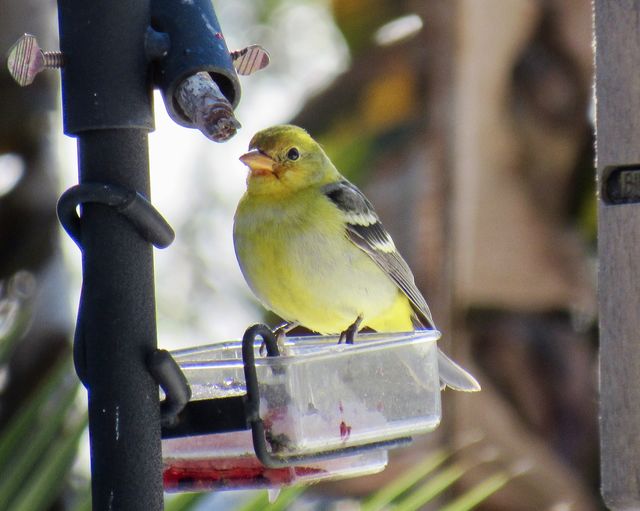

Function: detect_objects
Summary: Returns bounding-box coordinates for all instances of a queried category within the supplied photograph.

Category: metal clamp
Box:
[148,349,192,427]
[57,182,175,249]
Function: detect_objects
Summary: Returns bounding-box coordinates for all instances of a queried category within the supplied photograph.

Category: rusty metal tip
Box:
[204,115,241,142]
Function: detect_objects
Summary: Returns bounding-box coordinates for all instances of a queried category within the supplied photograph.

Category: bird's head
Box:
[240,125,339,195]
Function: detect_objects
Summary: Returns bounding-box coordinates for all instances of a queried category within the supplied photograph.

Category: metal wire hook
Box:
[57,182,175,249]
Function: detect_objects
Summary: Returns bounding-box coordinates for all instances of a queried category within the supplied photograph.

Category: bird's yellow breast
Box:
[233,187,412,333]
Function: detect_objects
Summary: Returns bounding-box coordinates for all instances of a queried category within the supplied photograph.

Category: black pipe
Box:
[57,0,153,133]
[75,131,162,510]
[150,0,240,128]
[57,0,162,508]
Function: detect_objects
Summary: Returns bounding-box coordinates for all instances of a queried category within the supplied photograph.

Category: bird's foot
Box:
[260,321,299,355]
[338,315,363,345]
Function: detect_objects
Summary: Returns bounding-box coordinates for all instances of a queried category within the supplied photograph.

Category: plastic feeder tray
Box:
[163,430,388,492]
[162,330,442,491]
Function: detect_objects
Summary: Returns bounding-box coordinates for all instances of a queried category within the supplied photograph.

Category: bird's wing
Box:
[322,180,435,328]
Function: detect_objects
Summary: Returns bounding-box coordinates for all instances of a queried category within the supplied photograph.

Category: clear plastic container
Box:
[169,331,442,456]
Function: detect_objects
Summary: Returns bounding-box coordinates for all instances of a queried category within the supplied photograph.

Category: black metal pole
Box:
[77,130,162,509]
[57,0,163,509]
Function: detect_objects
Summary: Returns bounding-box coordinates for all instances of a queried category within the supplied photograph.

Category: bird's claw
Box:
[263,321,298,355]
[338,315,363,345]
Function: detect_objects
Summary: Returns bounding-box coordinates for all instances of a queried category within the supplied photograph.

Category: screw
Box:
[231,45,270,76]
[6,33,64,86]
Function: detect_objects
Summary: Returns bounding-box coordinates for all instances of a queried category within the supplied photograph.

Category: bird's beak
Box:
[239,150,275,175]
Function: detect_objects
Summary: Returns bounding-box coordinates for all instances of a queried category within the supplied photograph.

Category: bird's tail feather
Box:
[438,349,481,392]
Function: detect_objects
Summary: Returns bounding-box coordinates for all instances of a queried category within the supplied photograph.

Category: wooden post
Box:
[595,2,640,509]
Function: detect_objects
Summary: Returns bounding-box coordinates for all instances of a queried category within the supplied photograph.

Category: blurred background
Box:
[0,0,598,509]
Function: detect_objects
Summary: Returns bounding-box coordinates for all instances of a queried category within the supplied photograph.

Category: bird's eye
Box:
[287,147,300,161]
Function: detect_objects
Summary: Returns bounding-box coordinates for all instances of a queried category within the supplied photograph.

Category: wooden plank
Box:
[595,1,640,509]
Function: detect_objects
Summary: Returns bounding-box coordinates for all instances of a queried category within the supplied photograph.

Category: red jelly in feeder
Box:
[162,430,387,492]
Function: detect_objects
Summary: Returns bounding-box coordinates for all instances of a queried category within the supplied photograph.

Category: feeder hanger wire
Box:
[55,0,240,509]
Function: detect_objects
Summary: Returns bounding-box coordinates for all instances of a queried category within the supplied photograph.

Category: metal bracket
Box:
[148,349,192,427]
[57,182,175,249]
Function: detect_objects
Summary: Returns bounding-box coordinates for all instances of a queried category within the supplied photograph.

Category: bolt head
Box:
[7,33,45,86]
[231,45,270,76]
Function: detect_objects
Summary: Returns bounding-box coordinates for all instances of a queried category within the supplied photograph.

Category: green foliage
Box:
[439,469,519,511]
[0,357,86,511]
[234,441,524,511]
[165,492,206,511]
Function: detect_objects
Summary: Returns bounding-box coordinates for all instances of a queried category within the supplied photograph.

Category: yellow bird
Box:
[233,125,480,391]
